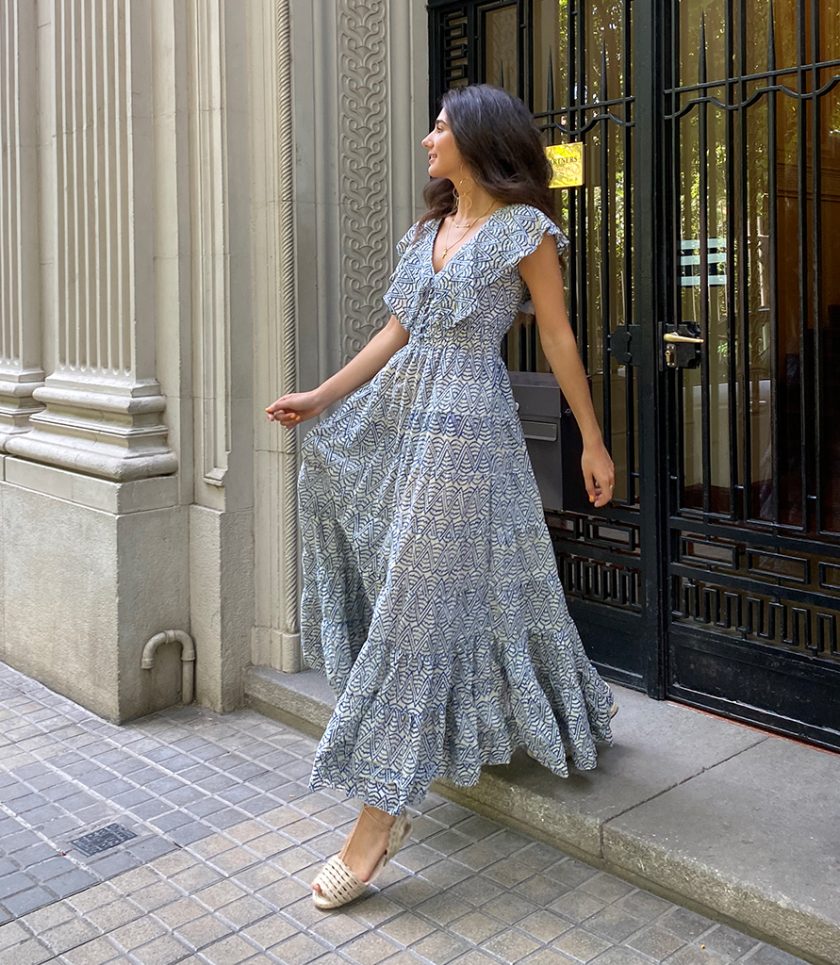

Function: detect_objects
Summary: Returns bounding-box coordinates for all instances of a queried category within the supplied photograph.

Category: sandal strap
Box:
[386,813,412,862]
[312,855,366,906]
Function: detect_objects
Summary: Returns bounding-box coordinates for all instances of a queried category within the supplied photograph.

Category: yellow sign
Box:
[546,143,584,189]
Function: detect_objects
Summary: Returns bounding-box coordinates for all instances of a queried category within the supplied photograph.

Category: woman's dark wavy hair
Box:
[419,84,556,230]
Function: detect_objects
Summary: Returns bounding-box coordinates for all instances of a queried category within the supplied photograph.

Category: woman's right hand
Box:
[265,389,325,429]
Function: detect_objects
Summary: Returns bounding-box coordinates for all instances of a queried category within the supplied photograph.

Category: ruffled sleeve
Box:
[383,221,427,326]
[503,204,569,265]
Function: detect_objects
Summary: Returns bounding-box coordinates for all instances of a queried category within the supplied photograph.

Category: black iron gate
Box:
[428,0,840,748]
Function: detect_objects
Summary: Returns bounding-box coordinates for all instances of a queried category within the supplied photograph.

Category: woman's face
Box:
[421,109,463,182]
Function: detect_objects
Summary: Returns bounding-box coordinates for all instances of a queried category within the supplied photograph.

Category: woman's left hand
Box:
[581,441,615,508]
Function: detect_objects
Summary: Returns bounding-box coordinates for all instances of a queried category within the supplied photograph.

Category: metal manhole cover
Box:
[70,823,137,856]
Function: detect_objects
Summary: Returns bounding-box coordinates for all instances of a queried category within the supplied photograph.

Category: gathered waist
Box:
[403,335,504,363]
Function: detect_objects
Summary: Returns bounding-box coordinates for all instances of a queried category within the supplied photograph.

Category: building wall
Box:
[0,0,428,721]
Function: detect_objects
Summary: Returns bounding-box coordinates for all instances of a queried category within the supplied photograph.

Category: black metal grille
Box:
[663,0,840,668]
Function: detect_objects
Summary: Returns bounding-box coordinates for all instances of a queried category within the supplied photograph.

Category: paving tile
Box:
[59,935,123,964]
[199,933,261,964]
[378,911,437,947]
[256,876,310,911]
[148,849,197,877]
[450,953,501,965]
[449,910,506,944]
[19,899,76,933]
[207,846,260,875]
[108,914,167,952]
[215,894,273,929]
[549,888,608,924]
[579,874,636,904]
[447,875,505,906]
[238,914,297,950]
[480,891,535,925]
[519,909,575,943]
[544,860,600,889]
[169,862,224,894]
[480,928,542,963]
[0,936,54,964]
[193,878,249,910]
[172,912,230,951]
[65,882,121,914]
[271,931,331,964]
[152,895,207,929]
[514,872,571,907]
[658,908,717,942]
[283,894,331,931]
[234,862,286,894]
[39,917,100,954]
[419,859,473,889]
[663,946,731,965]
[590,949,657,965]
[411,930,471,965]
[347,893,404,929]
[309,911,369,948]
[522,949,578,964]
[85,898,144,931]
[614,890,673,922]
[0,872,36,900]
[551,927,612,963]
[700,923,761,959]
[625,924,686,961]
[414,892,468,926]
[3,885,55,917]
[583,905,649,944]
[0,922,29,951]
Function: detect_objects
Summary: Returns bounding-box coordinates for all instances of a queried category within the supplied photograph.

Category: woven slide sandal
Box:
[311,812,413,910]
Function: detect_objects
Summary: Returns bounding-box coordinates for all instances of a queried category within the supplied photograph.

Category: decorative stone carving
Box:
[337,0,391,362]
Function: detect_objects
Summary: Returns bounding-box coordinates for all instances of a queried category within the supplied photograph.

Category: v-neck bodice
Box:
[384,202,569,353]
[429,206,508,277]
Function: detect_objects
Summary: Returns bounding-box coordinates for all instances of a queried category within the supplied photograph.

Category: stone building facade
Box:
[0,0,428,721]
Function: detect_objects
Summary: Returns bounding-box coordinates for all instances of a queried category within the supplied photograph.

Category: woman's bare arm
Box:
[518,235,615,507]
[266,315,409,429]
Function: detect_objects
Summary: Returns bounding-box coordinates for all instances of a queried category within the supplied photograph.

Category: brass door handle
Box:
[663,331,704,344]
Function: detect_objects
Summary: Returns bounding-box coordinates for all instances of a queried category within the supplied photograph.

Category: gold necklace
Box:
[441,202,499,260]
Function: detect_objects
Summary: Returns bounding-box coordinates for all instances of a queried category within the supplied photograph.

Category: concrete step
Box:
[244,665,839,965]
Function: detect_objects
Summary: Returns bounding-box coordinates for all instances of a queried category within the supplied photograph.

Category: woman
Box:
[266,84,617,910]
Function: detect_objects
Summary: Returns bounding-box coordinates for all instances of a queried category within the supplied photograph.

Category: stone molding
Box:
[251,0,301,673]
[6,0,177,482]
[0,1,45,448]
[189,0,231,491]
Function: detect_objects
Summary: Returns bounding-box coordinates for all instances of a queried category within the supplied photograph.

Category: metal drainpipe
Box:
[140,630,196,704]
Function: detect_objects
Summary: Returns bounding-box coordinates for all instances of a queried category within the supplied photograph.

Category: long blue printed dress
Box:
[298,202,615,816]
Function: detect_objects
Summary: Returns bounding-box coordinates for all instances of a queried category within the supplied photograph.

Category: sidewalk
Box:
[245,668,839,965]
[0,661,816,965]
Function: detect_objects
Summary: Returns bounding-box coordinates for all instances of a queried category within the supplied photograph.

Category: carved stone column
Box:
[6,0,176,481]
[251,0,301,673]
[0,1,45,448]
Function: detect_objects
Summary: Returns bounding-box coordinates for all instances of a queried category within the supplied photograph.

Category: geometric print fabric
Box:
[298,203,615,816]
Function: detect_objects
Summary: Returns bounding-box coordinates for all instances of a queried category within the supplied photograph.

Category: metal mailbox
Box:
[509,371,590,515]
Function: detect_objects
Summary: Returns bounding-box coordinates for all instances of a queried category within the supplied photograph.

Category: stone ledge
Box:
[243,664,839,965]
